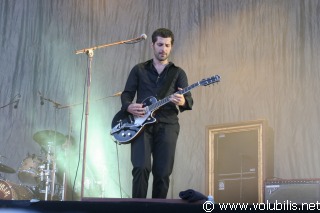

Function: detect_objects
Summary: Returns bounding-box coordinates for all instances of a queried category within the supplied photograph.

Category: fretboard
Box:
[148,81,200,112]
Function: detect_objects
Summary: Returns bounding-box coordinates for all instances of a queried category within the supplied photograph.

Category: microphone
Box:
[13,94,21,109]
[139,34,147,40]
[125,34,147,44]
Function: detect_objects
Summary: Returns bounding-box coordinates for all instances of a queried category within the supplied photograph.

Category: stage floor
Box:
[0,198,205,213]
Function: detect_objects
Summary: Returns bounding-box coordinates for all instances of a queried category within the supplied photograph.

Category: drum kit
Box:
[0,130,69,201]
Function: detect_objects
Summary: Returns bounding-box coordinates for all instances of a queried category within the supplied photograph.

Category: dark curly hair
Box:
[151,28,174,45]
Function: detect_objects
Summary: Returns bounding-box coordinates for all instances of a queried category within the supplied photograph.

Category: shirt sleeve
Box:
[176,69,193,112]
[120,66,138,112]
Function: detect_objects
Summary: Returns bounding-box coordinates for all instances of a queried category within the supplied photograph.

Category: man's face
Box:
[152,37,172,62]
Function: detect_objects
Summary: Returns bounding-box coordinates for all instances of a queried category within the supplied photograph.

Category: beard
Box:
[155,52,170,62]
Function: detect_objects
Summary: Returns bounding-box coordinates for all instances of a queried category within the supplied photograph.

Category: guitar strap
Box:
[157,67,179,100]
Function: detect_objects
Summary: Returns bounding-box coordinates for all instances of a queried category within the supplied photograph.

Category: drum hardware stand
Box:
[37,142,60,201]
[36,93,65,201]
[50,159,57,200]
[61,172,66,201]
[42,143,55,201]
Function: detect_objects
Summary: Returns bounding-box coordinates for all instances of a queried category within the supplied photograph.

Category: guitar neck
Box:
[148,81,200,111]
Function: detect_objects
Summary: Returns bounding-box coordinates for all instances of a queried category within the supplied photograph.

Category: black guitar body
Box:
[111,96,158,144]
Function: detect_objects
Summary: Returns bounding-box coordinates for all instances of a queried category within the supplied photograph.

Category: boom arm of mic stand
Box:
[0,94,21,109]
[57,94,120,109]
[74,37,141,55]
[41,96,63,108]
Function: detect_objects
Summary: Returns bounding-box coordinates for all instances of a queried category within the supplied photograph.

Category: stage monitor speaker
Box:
[265,179,320,204]
[206,120,274,203]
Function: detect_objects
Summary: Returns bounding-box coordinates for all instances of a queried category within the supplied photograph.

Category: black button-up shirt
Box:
[121,59,193,124]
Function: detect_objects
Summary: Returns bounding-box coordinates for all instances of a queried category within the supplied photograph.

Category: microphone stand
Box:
[75,35,144,200]
[80,49,93,200]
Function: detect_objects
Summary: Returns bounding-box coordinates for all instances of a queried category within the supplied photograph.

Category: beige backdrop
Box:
[1,0,320,200]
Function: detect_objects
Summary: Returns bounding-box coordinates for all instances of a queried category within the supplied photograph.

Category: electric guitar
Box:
[110,75,221,144]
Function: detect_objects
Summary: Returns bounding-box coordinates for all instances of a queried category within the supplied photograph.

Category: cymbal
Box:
[33,130,66,146]
[0,163,15,173]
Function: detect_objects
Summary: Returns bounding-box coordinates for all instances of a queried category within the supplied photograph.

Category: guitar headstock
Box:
[200,75,221,86]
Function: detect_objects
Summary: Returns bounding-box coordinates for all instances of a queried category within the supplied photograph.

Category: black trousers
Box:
[131,122,180,198]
